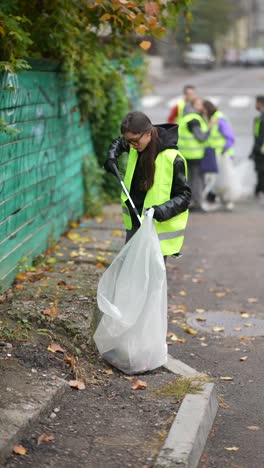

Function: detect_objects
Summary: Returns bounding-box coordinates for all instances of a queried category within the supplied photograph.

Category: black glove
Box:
[104,157,119,175]
[152,205,163,222]
[108,137,128,159]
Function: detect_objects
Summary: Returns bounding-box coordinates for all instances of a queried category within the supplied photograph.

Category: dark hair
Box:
[183,84,195,93]
[256,95,264,105]
[120,111,152,134]
[120,111,158,191]
[203,100,217,118]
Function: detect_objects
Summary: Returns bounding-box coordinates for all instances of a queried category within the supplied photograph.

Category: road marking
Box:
[205,96,221,105]
[167,96,183,108]
[229,96,251,108]
[141,95,162,108]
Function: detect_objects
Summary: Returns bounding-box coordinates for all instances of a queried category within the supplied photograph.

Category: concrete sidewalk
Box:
[2,198,263,467]
[0,203,219,467]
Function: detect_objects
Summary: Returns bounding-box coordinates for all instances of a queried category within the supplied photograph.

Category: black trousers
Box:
[125,228,167,264]
[256,168,264,194]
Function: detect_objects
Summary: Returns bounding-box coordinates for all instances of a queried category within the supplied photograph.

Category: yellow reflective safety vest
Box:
[209,111,234,157]
[121,148,189,256]
[178,112,208,160]
[254,116,264,153]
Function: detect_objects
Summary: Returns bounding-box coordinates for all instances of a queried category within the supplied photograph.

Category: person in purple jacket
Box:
[202,100,236,210]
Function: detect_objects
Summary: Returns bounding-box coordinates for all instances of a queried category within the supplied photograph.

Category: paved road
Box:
[142,65,264,468]
[142,65,264,159]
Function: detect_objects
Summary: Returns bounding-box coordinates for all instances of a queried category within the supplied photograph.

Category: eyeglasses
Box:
[123,132,145,147]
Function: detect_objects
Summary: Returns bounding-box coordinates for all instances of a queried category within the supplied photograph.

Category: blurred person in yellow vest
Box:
[202,99,236,211]
[167,84,197,125]
[178,97,211,211]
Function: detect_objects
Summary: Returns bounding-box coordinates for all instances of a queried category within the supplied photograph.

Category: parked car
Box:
[240,48,264,66]
[183,43,216,69]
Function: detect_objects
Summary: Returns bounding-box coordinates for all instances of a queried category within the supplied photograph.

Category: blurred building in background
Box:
[220,0,264,52]
[152,0,264,68]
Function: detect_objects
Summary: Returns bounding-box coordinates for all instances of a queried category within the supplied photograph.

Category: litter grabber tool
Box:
[112,162,142,226]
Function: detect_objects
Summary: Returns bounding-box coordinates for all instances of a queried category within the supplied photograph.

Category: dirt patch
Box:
[5,363,180,468]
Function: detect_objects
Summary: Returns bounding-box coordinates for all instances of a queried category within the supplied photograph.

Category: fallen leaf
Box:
[168,305,186,314]
[241,312,249,318]
[96,262,104,268]
[64,354,77,372]
[13,445,27,455]
[215,292,226,297]
[192,277,205,283]
[67,232,81,241]
[42,306,58,318]
[196,317,206,322]
[16,273,28,281]
[96,256,107,263]
[111,229,123,237]
[167,332,186,343]
[212,326,225,332]
[196,268,204,273]
[240,356,248,361]
[247,297,258,303]
[78,236,91,244]
[95,216,104,223]
[185,327,198,335]
[170,319,179,324]
[201,342,208,347]
[65,285,77,290]
[37,433,55,445]
[234,327,242,332]
[139,40,152,50]
[196,308,205,313]
[246,426,260,431]
[46,257,57,265]
[244,323,252,327]
[224,446,239,451]
[69,379,86,390]
[48,343,65,353]
[220,376,233,381]
[70,222,78,228]
[179,290,187,296]
[131,379,147,390]
[15,284,24,290]
[103,369,114,375]
[70,250,79,258]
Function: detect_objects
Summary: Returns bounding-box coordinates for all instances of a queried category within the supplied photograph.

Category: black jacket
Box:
[106,124,192,226]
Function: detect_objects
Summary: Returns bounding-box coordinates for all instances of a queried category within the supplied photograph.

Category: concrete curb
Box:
[0,376,68,465]
[155,355,218,468]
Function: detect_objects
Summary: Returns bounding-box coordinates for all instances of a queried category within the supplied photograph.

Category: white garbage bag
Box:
[214,155,256,202]
[93,208,168,374]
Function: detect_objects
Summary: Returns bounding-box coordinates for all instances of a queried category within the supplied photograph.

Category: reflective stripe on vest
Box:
[121,148,189,256]
[158,229,185,241]
[178,112,208,160]
[209,111,234,157]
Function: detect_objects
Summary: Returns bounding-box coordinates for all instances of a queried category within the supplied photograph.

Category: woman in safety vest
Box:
[104,111,191,258]
[177,97,211,211]
[203,100,236,211]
